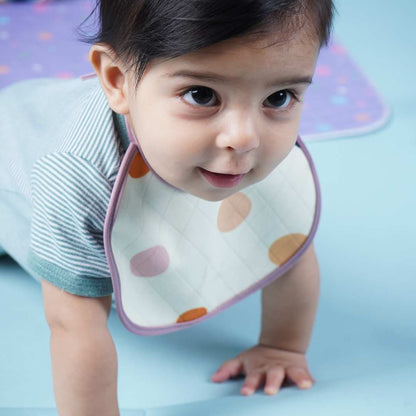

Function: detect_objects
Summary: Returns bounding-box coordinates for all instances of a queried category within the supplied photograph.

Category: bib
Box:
[104,116,321,336]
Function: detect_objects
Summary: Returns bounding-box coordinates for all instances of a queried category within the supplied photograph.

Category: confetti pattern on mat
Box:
[0,0,390,140]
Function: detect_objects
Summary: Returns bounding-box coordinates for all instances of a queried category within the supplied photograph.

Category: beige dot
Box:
[217,192,252,233]
[269,234,307,266]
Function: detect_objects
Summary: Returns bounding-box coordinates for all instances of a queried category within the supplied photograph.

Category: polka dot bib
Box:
[104,118,321,335]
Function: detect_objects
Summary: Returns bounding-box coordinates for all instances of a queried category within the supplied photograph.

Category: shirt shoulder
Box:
[57,78,125,185]
[28,152,114,297]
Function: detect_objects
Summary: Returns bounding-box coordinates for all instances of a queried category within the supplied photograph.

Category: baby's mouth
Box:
[199,168,246,188]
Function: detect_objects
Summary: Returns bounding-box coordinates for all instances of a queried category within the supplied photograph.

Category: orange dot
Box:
[38,31,53,41]
[269,234,307,266]
[0,65,10,75]
[177,307,208,323]
[129,151,150,178]
[217,192,252,232]
[355,113,371,123]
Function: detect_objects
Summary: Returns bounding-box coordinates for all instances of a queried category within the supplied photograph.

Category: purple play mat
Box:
[0,0,390,141]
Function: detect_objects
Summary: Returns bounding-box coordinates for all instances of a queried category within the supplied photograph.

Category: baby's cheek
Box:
[257,146,285,175]
[265,133,297,165]
[171,137,213,167]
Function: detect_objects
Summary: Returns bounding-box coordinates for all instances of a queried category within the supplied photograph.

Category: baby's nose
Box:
[216,111,260,153]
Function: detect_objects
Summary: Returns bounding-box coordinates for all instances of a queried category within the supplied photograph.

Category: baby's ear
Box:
[89,44,130,114]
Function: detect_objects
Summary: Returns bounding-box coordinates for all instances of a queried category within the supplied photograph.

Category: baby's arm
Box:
[212,243,319,395]
[41,280,119,416]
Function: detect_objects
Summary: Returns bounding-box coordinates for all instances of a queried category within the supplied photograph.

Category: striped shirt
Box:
[0,77,127,297]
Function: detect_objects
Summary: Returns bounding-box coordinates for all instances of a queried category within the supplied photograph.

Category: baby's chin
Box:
[185,181,254,202]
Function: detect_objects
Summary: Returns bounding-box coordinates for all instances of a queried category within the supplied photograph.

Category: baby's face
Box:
[125,27,320,201]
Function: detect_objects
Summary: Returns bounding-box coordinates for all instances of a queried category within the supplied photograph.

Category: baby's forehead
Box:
[155,27,319,75]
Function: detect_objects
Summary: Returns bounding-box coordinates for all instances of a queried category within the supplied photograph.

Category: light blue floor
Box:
[1,0,416,414]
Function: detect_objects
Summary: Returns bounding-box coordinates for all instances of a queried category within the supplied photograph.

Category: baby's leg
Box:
[41,279,119,416]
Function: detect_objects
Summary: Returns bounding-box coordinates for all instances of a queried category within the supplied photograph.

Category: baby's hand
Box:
[211,344,315,396]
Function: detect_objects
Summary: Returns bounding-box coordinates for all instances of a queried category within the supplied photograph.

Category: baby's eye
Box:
[264,90,295,109]
[181,86,219,107]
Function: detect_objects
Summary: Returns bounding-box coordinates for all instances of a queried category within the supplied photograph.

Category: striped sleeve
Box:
[27,152,113,297]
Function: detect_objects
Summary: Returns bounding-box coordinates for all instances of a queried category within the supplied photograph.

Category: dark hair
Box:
[81,0,334,81]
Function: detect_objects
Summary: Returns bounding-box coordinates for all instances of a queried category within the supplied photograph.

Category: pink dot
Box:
[315,65,332,77]
[130,246,170,277]
[330,44,346,55]
[365,88,375,97]
[83,1,95,12]
[34,3,48,14]
[56,72,74,79]
[338,75,348,84]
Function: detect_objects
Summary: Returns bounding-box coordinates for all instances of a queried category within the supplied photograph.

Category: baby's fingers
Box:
[211,359,243,383]
[286,366,314,390]
[264,367,285,395]
[241,372,266,396]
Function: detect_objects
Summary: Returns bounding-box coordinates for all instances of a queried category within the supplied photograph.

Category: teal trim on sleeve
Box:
[27,251,113,298]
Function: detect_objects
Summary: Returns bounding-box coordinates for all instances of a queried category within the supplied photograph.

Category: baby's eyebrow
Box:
[164,70,313,87]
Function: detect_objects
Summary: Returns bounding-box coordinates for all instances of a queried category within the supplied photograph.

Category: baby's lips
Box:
[199,168,246,188]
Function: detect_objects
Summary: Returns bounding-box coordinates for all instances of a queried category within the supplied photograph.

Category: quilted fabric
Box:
[105,138,320,335]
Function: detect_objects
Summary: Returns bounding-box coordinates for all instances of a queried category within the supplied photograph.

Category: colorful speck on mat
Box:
[0,0,390,140]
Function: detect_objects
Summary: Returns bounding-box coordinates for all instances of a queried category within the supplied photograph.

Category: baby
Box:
[0,0,334,414]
